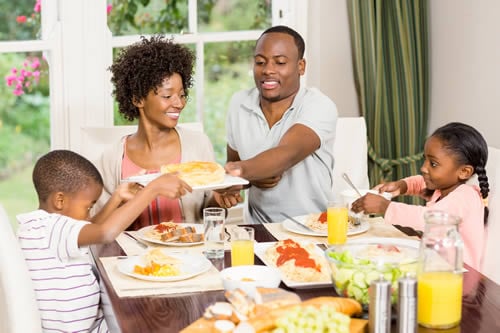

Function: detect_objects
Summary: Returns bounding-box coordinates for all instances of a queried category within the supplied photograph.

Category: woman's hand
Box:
[351,193,391,215]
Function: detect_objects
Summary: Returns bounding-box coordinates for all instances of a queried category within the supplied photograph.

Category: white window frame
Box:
[0,0,306,154]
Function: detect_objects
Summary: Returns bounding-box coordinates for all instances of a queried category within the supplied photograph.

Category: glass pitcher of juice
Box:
[417,210,464,329]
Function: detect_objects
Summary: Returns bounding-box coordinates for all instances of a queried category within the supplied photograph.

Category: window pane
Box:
[204,41,254,164]
[0,51,50,223]
[107,0,189,36]
[198,0,271,32]
[0,0,42,41]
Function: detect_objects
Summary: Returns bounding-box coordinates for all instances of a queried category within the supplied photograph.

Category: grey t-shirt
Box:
[226,86,338,223]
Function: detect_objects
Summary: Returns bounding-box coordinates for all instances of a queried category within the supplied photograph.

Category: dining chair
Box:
[481,146,500,284]
[0,204,42,333]
[331,117,370,202]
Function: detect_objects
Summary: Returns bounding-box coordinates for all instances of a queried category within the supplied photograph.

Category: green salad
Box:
[326,248,417,305]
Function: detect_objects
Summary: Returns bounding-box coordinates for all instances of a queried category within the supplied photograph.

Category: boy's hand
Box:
[213,186,244,208]
[115,182,143,202]
[150,173,192,199]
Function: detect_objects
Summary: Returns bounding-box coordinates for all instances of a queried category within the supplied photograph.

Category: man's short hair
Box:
[259,25,305,59]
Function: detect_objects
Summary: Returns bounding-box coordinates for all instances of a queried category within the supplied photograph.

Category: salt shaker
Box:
[369,275,392,333]
[397,275,417,333]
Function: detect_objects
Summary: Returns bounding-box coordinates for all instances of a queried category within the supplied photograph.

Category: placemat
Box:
[263,217,418,244]
[99,256,223,297]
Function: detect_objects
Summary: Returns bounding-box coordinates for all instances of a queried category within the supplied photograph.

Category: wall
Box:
[309,0,500,148]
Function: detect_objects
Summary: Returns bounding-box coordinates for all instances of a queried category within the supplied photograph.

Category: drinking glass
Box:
[230,227,254,266]
[417,210,463,329]
[327,201,349,245]
[203,207,226,259]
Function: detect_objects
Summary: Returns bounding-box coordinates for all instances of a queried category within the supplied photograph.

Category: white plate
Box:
[254,242,332,289]
[282,215,370,237]
[117,252,212,282]
[136,223,204,247]
[122,173,249,190]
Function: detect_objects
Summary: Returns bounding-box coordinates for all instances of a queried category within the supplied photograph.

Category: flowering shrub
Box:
[5,57,41,96]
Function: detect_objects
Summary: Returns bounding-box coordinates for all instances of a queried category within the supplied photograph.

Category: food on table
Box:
[326,243,418,306]
[182,289,363,333]
[246,296,362,332]
[225,287,301,318]
[133,261,180,277]
[160,160,225,187]
[264,239,330,282]
[133,248,182,277]
[305,211,360,233]
[144,221,204,243]
[272,304,350,333]
[144,248,181,265]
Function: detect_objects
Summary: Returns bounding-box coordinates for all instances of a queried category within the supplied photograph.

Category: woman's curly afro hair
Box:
[109,35,195,121]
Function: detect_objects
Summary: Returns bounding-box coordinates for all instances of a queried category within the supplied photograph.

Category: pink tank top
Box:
[121,137,182,230]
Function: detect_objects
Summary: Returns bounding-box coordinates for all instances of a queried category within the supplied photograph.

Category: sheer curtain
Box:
[347,0,429,203]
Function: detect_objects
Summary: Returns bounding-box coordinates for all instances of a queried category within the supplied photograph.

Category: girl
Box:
[351,122,489,271]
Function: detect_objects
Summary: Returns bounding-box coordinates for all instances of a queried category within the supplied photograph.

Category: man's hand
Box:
[250,175,282,188]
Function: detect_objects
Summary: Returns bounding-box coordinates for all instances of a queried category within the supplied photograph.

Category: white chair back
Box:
[79,122,204,162]
[331,117,370,202]
[0,204,42,333]
[482,146,500,284]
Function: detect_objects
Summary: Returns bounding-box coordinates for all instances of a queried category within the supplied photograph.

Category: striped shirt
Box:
[17,210,108,333]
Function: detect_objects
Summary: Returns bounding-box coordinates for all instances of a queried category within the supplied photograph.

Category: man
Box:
[223,25,338,223]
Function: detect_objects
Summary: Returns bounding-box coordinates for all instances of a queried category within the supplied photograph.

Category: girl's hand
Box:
[373,180,407,198]
[351,193,391,215]
[149,173,192,199]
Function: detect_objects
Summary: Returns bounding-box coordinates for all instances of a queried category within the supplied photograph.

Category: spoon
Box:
[341,173,363,198]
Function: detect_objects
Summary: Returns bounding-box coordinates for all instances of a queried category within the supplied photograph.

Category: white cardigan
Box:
[93,126,216,223]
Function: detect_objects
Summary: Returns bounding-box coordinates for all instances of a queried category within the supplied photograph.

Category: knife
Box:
[123,231,149,249]
[280,212,318,233]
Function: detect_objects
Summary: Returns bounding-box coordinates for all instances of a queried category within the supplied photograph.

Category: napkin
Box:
[99,256,223,297]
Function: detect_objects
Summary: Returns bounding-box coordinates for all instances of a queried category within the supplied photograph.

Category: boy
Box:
[17,150,191,332]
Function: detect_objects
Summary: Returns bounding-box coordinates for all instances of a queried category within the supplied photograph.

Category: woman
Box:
[94,35,229,229]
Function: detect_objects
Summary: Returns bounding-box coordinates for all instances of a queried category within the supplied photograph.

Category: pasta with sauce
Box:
[264,239,330,283]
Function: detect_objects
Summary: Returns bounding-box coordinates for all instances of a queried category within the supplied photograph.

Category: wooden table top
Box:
[90,224,500,333]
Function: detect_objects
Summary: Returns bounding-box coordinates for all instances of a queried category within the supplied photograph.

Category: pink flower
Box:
[16,16,27,24]
[106,4,113,15]
[13,89,24,96]
[31,58,40,69]
[11,68,17,74]
[34,0,41,13]
[32,70,40,79]
[5,75,16,86]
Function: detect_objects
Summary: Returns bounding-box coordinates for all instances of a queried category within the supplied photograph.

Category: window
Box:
[0,0,305,221]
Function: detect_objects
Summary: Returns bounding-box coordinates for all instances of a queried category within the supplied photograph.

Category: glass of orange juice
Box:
[327,201,349,245]
[230,227,254,266]
[418,210,463,329]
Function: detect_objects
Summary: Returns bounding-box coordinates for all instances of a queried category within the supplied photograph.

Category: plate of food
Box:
[121,161,249,190]
[117,248,212,282]
[282,212,370,237]
[136,222,204,246]
[254,239,332,289]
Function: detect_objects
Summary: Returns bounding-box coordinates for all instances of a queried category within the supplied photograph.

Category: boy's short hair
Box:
[33,150,103,202]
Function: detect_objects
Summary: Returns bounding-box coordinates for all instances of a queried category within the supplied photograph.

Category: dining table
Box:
[90,222,500,333]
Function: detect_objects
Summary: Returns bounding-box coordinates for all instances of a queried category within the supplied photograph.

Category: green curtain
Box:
[347,0,429,203]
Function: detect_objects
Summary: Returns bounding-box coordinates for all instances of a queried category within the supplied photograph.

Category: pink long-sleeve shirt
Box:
[385,175,485,271]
